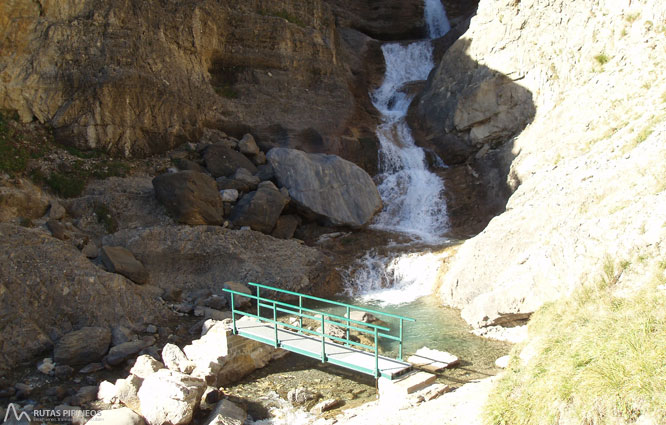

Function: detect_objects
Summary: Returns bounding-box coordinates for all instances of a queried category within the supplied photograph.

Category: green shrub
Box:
[484,262,666,425]
[94,203,118,234]
[45,171,87,198]
[0,113,28,175]
[594,53,610,65]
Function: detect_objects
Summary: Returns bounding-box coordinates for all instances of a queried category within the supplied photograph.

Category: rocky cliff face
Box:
[0,0,393,168]
[428,0,666,328]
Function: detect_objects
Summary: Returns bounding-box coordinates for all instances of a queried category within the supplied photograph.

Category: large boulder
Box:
[152,171,223,225]
[53,327,111,366]
[0,224,163,370]
[229,184,289,234]
[100,246,148,285]
[138,369,206,425]
[267,148,382,227]
[103,225,341,296]
[203,145,257,178]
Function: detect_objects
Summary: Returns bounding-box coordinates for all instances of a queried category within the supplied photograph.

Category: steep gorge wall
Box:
[0,0,394,167]
[418,0,666,327]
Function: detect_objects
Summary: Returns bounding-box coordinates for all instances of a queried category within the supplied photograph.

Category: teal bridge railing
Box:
[223,282,416,379]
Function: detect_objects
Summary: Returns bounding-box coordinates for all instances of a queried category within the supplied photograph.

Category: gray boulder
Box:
[100,246,148,285]
[229,185,289,234]
[203,399,247,425]
[162,343,195,374]
[130,354,164,379]
[153,171,223,225]
[232,168,260,189]
[54,327,111,366]
[267,148,382,227]
[204,145,257,178]
[106,337,156,366]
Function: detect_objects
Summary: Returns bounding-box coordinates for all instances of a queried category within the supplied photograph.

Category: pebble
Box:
[146,324,158,334]
[38,358,56,375]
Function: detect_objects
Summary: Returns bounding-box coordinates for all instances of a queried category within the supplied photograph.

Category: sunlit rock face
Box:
[434,0,666,328]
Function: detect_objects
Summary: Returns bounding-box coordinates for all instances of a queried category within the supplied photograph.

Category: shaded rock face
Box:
[100,246,149,285]
[103,225,341,297]
[267,148,382,227]
[324,0,426,40]
[0,224,163,370]
[407,37,535,234]
[153,171,223,226]
[0,178,50,222]
[204,145,257,178]
[0,0,376,163]
[53,327,111,366]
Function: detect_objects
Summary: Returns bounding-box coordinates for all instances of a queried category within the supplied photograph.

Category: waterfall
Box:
[345,1,452,304]
[425,0,452,38]
[370,2,451,244]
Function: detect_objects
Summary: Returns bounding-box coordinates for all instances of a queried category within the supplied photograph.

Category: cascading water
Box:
[370,3,451,244]
[345,1,452,304]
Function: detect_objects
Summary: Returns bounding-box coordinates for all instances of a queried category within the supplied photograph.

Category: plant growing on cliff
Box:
[594,53,610,66]
[484,261,666,425]
[0,112,29,175]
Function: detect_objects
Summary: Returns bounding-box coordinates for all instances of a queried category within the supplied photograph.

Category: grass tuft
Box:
[594,53,610,66]
[94,203,118,234]
[484,261,666,425]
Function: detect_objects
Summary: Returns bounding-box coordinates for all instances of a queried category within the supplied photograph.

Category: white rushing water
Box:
[370,3,451,244]
[346,2,452,304]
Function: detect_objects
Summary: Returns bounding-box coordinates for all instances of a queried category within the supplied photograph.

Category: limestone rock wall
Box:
[432,0,666,327]
[0,0,381,164]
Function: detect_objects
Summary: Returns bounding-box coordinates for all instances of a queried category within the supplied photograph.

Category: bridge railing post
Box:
[399,318,403,361]
[257,287,261,317]
[273,301,278,348]
[298,296,303,334]
[231,293,237,334]
[345,306,350,346]
[320,314,326,362]
[374,327,379,378]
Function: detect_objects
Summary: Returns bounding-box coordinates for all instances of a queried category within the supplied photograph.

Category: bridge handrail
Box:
[247,282,416,323]
[223,283,416,376]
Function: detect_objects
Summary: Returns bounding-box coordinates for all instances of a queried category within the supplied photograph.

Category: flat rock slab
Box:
[378,371,437,400]
[407,347,459,372]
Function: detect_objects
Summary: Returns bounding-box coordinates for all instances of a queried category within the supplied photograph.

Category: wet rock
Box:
[271,215,301,240]
[310,398,342,414]
[38,358,55,375]
[54,327,111,366]
[288,387,320,405]
[203,399,247,425]
[162,343,195,374]
[315,320,347,341]
[229,185,289,234]
[106,337,156,366]
[238,134,260,156]
[88,407,145,425]
[70,386,98,406]
[153,171,223,226]
[220,189,239,203]
[100,246,148,285]
[130,355,164,379]
[204,145,257,178]
[138,369,206,425]
[348,311,378,323]
[267,148,382,227]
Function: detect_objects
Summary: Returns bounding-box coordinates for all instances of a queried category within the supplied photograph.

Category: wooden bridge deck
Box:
[235,318,412,379]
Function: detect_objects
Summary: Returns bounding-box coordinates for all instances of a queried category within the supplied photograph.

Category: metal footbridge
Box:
[223,283,415,380]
